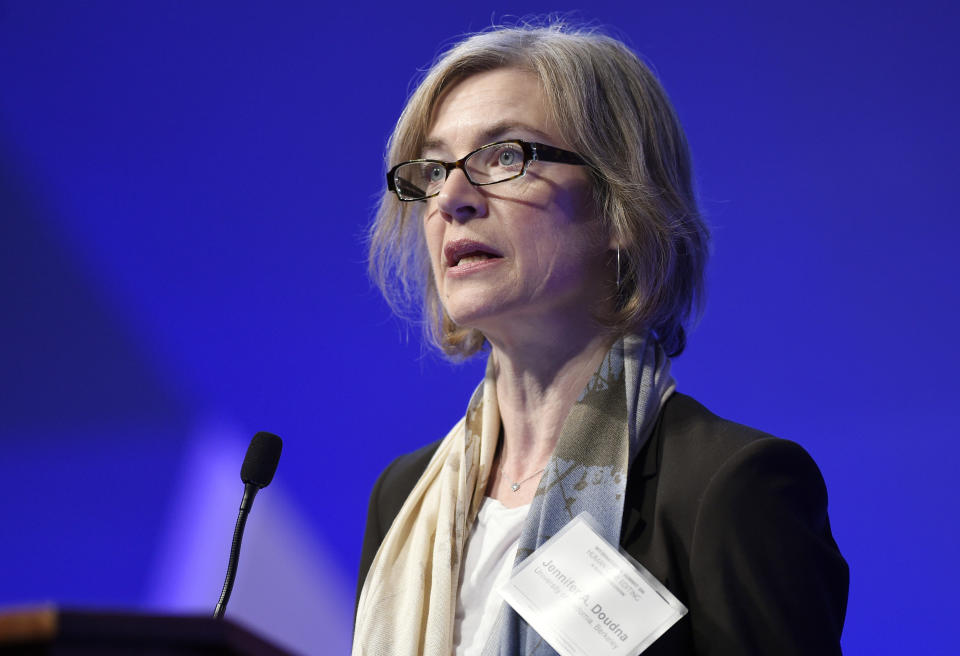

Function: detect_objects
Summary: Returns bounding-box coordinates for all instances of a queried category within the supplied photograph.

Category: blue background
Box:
[1,2,957,653]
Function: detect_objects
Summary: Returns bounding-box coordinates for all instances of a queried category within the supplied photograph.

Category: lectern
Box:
[0,606,295,655]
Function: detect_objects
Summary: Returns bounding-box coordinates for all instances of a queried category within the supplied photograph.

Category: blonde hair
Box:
[369,23,709,358]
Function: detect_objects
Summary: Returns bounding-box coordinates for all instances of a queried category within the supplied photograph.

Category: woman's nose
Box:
[436,169,488,222]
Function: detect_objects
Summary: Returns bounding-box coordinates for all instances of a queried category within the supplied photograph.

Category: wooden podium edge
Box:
[0,605,58,642]
[0,605,297,655]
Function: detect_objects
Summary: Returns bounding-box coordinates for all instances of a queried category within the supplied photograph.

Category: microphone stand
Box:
[213,482,259,619]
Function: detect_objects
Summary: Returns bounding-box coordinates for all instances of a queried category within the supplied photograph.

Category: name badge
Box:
[500,513,687,656]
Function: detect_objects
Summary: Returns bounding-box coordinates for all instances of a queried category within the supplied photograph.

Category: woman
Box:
[354,23,848,656]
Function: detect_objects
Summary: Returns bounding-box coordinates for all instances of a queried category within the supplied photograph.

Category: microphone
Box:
[213,431,283,619]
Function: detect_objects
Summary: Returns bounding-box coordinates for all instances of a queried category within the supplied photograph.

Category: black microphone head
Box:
[240,431,282,488]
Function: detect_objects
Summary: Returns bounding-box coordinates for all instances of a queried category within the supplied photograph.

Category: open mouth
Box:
[452,251,499,267]
[444,240,503,269]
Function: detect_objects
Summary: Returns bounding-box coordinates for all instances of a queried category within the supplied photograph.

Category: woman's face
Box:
[422,67,612,345]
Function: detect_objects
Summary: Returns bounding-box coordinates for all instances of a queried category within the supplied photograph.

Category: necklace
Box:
[501,465,546,493]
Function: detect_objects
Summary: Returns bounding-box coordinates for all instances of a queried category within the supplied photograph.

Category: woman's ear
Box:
[608,227,622,251]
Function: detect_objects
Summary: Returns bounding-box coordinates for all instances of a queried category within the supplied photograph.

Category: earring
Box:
[616,247,622,288]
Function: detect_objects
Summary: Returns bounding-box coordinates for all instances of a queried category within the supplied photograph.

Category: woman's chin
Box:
[442,295,520,335]
[444,304,500,333]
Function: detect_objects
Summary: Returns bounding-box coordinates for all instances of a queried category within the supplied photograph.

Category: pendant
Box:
[511,483,521,492]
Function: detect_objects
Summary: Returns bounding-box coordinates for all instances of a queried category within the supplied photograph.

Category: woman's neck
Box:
[485,327,616,506]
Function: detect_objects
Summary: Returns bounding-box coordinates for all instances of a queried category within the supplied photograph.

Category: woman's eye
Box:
[497,148,520,167]
[427,165,445,182]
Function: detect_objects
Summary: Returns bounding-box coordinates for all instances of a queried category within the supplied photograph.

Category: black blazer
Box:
[356,393,848,655]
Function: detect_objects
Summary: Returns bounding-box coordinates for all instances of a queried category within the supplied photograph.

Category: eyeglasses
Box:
[386,139,588,202]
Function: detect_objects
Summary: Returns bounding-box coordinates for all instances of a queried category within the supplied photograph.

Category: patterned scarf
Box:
[353,334,675,656]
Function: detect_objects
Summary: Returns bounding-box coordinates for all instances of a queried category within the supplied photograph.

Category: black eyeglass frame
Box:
[386,139,588,202]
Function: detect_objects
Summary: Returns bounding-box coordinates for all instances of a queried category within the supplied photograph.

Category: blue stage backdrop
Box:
[1,2,957,654]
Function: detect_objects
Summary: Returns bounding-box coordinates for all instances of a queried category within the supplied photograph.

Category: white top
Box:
[453,497,530,656]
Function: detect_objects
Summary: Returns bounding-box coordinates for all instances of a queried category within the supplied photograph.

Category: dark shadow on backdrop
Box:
[0,134,195,605]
